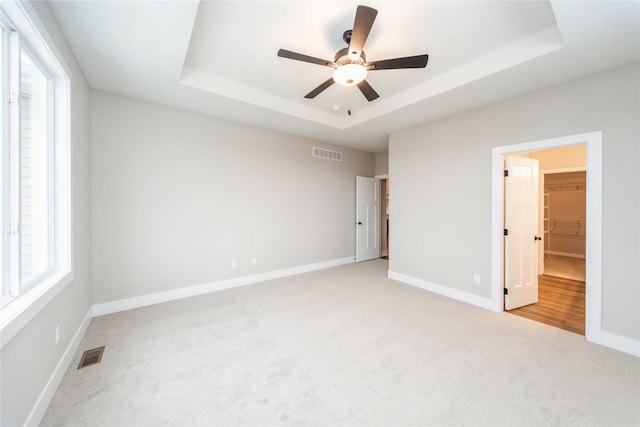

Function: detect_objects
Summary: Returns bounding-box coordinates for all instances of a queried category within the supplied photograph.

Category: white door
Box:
[505,156,540,310]
[356,176,381,262]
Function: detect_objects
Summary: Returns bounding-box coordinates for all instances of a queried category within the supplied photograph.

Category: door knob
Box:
[534,236,542,241]
[357,222,362,225]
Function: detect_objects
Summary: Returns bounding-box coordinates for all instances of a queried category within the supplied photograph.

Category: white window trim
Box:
[0,0,73,349]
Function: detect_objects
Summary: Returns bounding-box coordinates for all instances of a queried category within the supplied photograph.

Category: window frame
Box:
[0,0,72,349]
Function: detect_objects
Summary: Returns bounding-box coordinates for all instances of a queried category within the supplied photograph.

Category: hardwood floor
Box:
[508,275,586,335]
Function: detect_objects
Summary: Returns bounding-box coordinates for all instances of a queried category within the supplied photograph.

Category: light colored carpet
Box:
[544,255,585,282]
[42,259,639,426]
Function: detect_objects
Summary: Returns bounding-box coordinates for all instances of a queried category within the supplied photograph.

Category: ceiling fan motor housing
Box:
[343,30,352,44]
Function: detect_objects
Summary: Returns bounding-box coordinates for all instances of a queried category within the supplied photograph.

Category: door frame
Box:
[375,175,389,258]
[491,131,602,344]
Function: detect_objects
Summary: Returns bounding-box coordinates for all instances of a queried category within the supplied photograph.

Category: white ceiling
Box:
[48,0,639,153]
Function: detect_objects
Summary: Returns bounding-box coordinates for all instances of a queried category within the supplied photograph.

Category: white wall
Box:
[375,151,389,176]
[389,62,639,342]
[91,91,374,304]
[0,2,93,426]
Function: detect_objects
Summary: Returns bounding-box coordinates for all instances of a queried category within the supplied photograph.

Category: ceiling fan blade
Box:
[357,79,379,102]
[368,54,429,70]
[348,6,378,59]
[305,78,335,99]
[278,49,336,67]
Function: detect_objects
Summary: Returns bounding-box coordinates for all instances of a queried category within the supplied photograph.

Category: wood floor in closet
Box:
[508,274,586,335]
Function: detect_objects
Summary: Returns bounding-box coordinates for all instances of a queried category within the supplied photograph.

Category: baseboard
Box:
[388,270,496,312]
[381,250,388,257]
[600,331,640,357]
[25,306,93,427]
[545,250,586,259]
[93,257,355,317]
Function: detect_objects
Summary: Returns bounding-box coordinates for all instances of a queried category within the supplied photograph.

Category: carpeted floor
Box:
[544,254,585,282]
[41,259,639,426]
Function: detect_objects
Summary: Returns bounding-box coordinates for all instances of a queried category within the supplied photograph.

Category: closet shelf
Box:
[544,178,586,192]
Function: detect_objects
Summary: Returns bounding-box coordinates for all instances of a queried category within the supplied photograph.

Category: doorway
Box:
[507,166,588,334]
[355,176,381,262]
[381,178,389,258]
[491,131,602,344]
[504,149,587,334]
[502,152,588,334]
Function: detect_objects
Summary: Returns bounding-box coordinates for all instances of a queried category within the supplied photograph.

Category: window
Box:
[1,1,71,343]
[19,50,51,287]
[4,43,53,300]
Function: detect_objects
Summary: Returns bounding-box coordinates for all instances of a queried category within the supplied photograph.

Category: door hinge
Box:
[8,223,18,235]
[504,170,509,177]
[504,288,508,295]
[503,229,508,236]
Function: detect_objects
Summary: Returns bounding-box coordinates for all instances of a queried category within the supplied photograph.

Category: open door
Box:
[356,176,381,262]
[505,156,540,309]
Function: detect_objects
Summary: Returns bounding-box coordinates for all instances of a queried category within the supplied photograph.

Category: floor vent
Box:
[78,346,105,369]
[313,147,342,161]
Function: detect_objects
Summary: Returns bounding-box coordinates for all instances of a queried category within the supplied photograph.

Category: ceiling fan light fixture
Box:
[333,64,367,87]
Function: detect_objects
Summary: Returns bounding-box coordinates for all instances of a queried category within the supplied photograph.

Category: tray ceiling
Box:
[48,1,640,152]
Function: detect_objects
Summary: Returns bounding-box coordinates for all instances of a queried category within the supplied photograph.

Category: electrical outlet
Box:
[473,274,481,285]
[231,260,238,269]
[251,258,257,266]
[55,325,61,346]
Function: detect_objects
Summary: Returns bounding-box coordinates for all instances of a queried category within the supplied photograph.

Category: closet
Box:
[543,171,586,258]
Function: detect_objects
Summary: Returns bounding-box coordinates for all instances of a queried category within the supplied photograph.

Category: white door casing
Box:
[505,156,539,310]
[492,131,602,346]
[356,176,381,262]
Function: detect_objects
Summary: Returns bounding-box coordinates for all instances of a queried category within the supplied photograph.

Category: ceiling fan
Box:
[277,5,429,103]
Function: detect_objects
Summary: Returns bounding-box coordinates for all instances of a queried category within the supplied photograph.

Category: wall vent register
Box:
[313,147,342,161]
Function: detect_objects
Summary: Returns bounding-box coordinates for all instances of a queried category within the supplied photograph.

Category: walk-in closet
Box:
[543,171,586,281]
